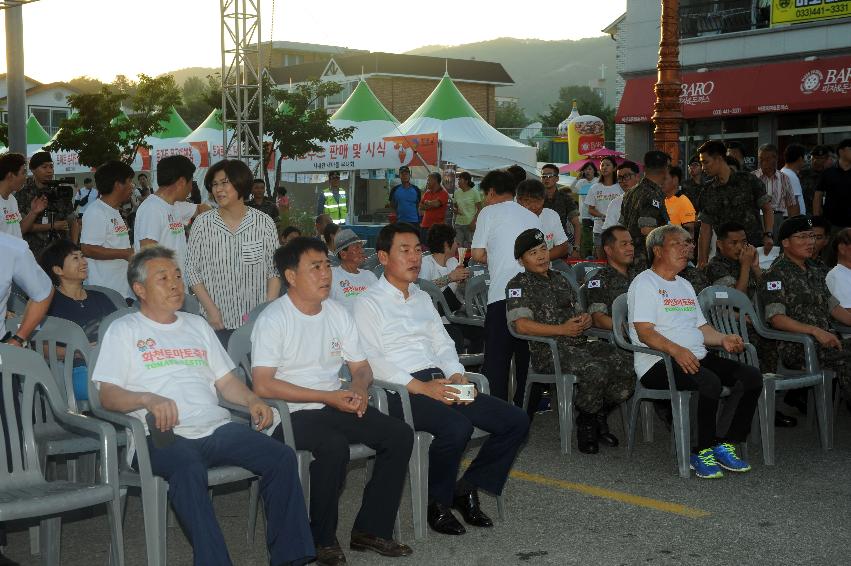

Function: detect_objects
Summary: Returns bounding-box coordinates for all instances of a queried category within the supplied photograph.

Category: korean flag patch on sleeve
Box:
[652,199,661,208]
[587,279,601,289]
[767,281,782,291]
[508,288,522,298]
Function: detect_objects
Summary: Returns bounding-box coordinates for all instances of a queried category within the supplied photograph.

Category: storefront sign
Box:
[771,0,851,25]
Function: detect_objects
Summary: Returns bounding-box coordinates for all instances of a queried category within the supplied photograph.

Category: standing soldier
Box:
[317,171,347,225]
[506,228,634,454]
[17,151,78,256]
[618,150,671,269]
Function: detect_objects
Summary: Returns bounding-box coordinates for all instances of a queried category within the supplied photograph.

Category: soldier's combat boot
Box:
[577,412,599,454]
[596,409,619,447]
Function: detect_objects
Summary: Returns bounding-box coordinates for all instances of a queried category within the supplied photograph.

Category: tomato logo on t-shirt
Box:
[330,338,342,357]
[3,207,21,225]
[110,217,130,237]
[135,336,209,369]
[167,214,184,235]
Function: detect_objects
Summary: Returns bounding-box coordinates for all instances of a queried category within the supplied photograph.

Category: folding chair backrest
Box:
[247,301,271,325]
[362,254,379,271]
[372,264,384,278]
[465,274,489,319]
[98,306,138,343]
[611,293,631,349]
[6,316,91,411]
[572,262,602,285]
[0,344,65,480]
[418,279,451,317]
[697,286,758,366]
[84,285,128,311]
[227,320,256,387]
[183,294,202,315]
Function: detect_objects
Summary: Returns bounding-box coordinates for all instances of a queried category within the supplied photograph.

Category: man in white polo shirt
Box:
[471,169,541,402]
[251,236,413,564]
[80,160,135,299]
[330,228,378,312]
[134,155,206,271]
[92,246,313,566]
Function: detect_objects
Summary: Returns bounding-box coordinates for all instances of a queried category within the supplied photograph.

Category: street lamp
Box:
[652,0,682,164]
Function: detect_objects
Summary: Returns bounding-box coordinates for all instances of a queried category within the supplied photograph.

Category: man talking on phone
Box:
[92,246,313,566]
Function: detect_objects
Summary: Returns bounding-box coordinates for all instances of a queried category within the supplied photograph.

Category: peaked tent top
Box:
[150,106,193,139]
[195,109,224,131]
[405,73,483,122]
[27,115,51,146]
[331,80,399,124]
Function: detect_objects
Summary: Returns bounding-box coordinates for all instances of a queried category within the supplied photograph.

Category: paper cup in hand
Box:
[457,247,467,263]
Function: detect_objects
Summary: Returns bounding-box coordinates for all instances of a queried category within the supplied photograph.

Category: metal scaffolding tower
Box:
[3,0,41,154]
[220,0,264,171]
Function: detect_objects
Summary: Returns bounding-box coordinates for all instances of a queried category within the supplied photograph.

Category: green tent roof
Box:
[405,74,483,122]
[26,115,51,145]
[196,109,223,131]
[331,80,399,124]
[150,106,192,139]
[276,101,293,116]
[110,110,129,126]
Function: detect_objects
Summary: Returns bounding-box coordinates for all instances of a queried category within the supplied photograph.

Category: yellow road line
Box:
[462,459,710,519]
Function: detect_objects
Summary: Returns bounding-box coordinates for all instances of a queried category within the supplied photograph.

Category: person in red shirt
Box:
[419,171,449,241]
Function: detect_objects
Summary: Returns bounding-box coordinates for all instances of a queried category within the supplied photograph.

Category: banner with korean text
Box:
[279,133,438,173]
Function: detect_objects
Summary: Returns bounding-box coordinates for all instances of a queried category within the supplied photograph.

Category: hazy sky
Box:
[0,0,626,83]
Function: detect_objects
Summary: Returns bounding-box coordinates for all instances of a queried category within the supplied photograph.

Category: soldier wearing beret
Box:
[506,228,634,454]
[17,151,78,257]
[760,216,851,403]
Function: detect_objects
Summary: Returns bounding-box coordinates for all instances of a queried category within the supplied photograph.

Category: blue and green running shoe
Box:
[690,447,724,479]
[713,442,751,472]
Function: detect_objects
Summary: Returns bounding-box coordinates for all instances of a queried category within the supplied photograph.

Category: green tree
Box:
[537,85,615,142]
[68,76,106,94]
[495,102,529,129]
[180,75,219,128]
[47,74,182,168]
[262,78,354,190]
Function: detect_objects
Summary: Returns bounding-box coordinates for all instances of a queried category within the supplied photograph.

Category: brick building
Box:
[269,51,514,125]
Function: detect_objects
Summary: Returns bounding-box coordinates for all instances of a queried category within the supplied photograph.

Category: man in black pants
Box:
[470,170,542,403]
[252,237,414,566]
[627,224,761,479]
[354,223,529,536]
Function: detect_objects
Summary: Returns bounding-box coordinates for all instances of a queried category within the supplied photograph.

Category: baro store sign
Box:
[800,66,851,96]
[771,0,851,25]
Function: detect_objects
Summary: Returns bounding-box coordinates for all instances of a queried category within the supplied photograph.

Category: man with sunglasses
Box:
[601,160,641,233]
[541,163,581,257]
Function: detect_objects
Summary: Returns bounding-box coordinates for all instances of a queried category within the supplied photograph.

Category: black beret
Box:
[778,215,813,242]
[29,151,52,170]
[514,228,546,259]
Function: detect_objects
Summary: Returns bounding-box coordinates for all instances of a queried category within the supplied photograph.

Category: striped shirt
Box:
[184,206,279,329]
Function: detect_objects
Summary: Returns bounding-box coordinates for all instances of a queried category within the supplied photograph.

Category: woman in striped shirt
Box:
[185,159,281,343]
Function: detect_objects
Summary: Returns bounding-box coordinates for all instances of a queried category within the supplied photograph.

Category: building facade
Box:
[0,75,78,135]
[609,0,851,166]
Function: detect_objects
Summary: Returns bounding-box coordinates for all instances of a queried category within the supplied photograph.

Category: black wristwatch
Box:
[5,334,26,345]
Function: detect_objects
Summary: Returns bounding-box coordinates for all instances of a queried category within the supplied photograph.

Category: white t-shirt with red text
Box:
[0,193,22,238]
[133,195,197,271]
[80,199,132,298]
[627,269,708,378]
[330,265,378,312]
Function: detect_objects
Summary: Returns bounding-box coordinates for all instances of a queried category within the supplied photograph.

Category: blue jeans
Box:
[147,422,314,566]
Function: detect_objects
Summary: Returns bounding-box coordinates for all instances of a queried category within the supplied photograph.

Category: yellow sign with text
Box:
[771,0,851,25]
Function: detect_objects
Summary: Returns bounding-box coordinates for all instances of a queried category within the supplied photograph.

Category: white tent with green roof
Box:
[400,74,536,173]
[147,106,202,171]
[182,109,234,166]
[329,80,400,138]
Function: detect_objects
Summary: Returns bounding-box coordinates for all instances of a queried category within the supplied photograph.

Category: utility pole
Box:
[652,0,683,164]
[4,2,29,154]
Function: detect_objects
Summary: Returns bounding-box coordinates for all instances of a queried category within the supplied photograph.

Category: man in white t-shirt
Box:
[515,179,569,261]
[73,177,99,219]
[251,237,413,563]
[0,231,54,339]
[827,228,851,319]
[471,169,541,402]
[0,152,38,239]
[80,161,135,299]
[330,228,378,312]
[780,144,807,215]
[134,155,207,271]
[92,246,314,566]
[627,224,761,479]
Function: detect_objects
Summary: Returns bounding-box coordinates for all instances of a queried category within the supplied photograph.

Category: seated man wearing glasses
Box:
[628,225,761,479]
[93,246,313,566]
[760,216,851,406]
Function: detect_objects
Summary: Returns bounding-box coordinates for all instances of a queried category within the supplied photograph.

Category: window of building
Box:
[680,0,770,39]
[29,106,70,135]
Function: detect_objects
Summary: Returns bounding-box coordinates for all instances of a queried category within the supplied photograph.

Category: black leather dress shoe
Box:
[577,413,599,454]
[316,540,347,566]
[350,531,413,557]
[452,490,494,528]
[774,411,797,427]
[427,501,466,535]
[596,411,620,447]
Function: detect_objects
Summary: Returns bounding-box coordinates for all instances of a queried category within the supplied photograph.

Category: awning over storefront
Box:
[616,53,851,123]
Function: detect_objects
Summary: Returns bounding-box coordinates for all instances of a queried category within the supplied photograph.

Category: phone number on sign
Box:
[712,108,742,116]
[797,3,848,17]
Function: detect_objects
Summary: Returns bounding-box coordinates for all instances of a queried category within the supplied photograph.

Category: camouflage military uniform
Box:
[697,172,770,247]
[680,178,707,213]
[247,198,280,221]
[797,167,822,215]
[545,189,578,229]
[618,177,670,270]
[16,177,76,258]
[679,264,709,295]
[586,264,639,318]
[760,255,851,395]
[506,269,634,413]
[704,254,778,372]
